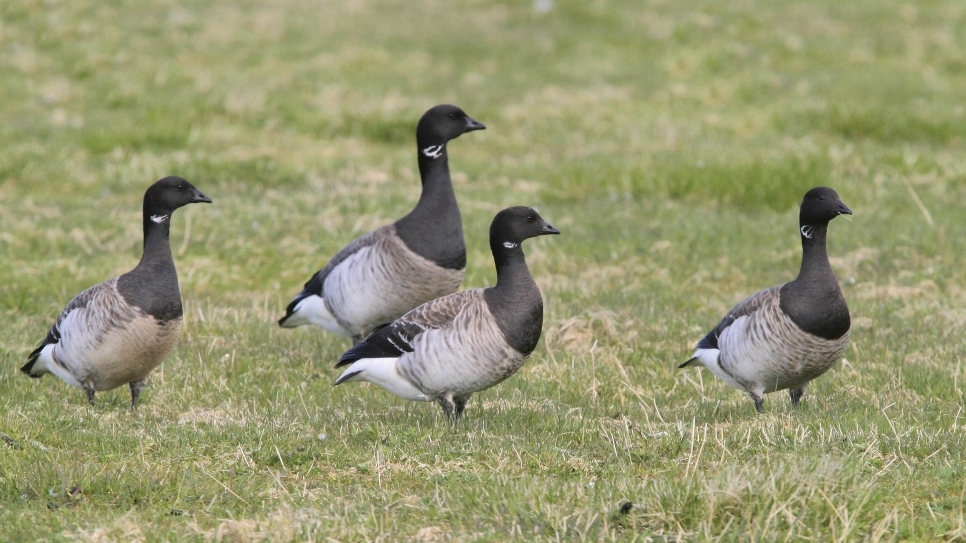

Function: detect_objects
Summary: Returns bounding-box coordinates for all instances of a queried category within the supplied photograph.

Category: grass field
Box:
[2,0,966,540]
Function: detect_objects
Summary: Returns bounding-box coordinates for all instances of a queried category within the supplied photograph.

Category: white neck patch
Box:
[503,241,517,249]
[800,225,814,239]
[422,145,444,159]
[151,214,169,224]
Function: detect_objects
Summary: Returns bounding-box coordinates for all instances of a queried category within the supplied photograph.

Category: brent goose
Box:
[278,105,486,344]
[22,176,212,407]
[680,187,852,414]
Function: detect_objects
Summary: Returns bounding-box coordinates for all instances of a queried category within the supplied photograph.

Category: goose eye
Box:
[527,215,535,222]
[819,195,825,200]
[449,113,457,119]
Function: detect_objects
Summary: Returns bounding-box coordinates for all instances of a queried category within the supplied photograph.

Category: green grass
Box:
[2,0,966,540]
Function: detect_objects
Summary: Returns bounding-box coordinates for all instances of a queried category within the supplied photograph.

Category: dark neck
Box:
[394,143,465,270]
[140,216,173,264]
[484,244,544,354]
[793,223,836,286]
[779,222,850,339]
[492,244,537,289]
[116,211,182,321]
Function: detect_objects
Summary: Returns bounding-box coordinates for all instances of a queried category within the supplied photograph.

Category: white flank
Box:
[35,344,84,389]
[281,294,351,336]
[337,358,431,402]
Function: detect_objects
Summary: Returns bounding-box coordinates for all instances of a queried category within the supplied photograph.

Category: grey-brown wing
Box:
[26,278,132,366]
[336,290,481,366]
[299,226,394,297]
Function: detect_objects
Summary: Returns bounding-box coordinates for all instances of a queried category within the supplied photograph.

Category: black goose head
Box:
[799,187,851,228]
[143,176,212,220]
[490,206,560,254]
[415,104,485,156]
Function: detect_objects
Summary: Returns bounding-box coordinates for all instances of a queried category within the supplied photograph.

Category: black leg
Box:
[453,395,471,421]
[84,385,96,406]
[789,387,805,408]
[130,379,147,409]
[436,396,456,419]
[750,392,764,415]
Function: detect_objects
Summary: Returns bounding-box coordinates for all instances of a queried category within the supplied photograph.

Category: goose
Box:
[278,104,485,344]
[334,206,559,420]
[21,176,212,407]
[680,187,852,414]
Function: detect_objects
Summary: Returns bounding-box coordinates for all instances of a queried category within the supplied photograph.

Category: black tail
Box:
[278,292,309,327]
[335,323,397,368]
[334,369,362,386]
[21,345,45,377]
[678,357,698,369]
[336,343,381,368]
[22,327,59,377]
